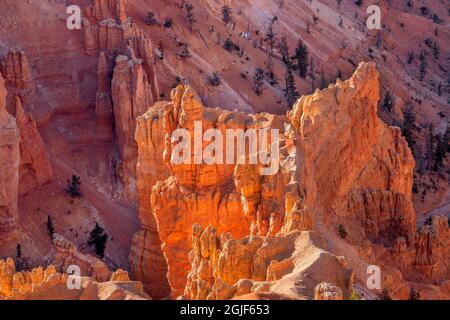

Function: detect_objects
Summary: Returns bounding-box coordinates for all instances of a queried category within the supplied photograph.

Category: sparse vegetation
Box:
[424,216,433,226]
[184,2,196,30]
[432,41,440,59]
[419,50,427,81]
[293,40,309,78]
[207,73,222,87]
[88,223,109,258]
[433,122,449,171]
[407,51,414,64]
[279,34,290,65]
[221,5,234,26]
[265,57,278,86]
[378,288,393,300]
[382,91,394,112]
[253,68,265,96]
[284,62,299,108]
[338,224,347,239]
[66,175,82,198]
[223,37,240,52]
[402,103,416,156]
[264,16,278,57]
[408,288,421,300]
[46,215,55,239]
[144,12,158,25]
[177,41,191,58]
[163,18,173,28]
[15,243,25,271]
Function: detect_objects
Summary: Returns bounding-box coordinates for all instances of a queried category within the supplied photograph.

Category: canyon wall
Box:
[0,73,20,244]
[85,0,159,203]
[0,49,53,195]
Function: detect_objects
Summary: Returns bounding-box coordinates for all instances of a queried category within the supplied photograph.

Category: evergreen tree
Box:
[378,288,393,300]
[264,16,278,56]
[338,224,347,239]
[293,40,309,78]
[320,66,327,89]
[184,2,196,30]
[177,41,191,58]
[425,124,435,171]
[15,243,24,271]
[47,215,55,239]
[16,243,22,259]
[432,41,440,59]
[408,288,421,300]
[402,104,416,157]
[88,223,109,258]
[253,68,265,96]
[419,50,427,81]
[279,34,290,65]
[284,62,299,108]
[433,122,449,171]
[382,91,393,112]
[265,56,278,86]
[221,5,233,25]
[66,175,82,198]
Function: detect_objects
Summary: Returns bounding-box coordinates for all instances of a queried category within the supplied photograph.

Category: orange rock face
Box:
[85,0,159,202]
[0,73,20,243]
[130,63,448,299]
[1,49,53,195]
[0,257,149,300]
[132,83,311,297]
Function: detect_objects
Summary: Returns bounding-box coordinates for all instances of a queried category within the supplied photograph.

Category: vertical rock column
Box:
[0,73,20,243]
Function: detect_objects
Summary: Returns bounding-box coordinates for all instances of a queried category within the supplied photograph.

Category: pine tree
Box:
[16,243,22,259]
[177,41,191,58]
[279,34,290,65]
[221,5,233,25]
[419,50,427,81]
[425,124,435,171]
[253,68,265,96]
[265,56,278,86]
[185,2,196,30]
[284,62,299,108]
[382,91,393,112]
[264,16,278,56]
[15,243,24,271]
[432,41,440,59]
[66,175,82,198]
[409,288,421,300]
[320,66,327,89]
[402,104,416,157]
[47,215,55,239]
[433,122,449,171]
[378,288,393,300]
[293,40,309,78]
[338,224,347,239]
[88,223,109,258]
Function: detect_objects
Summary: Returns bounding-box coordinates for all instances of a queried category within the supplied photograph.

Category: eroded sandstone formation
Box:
[132,83,314,297]
[0,73,20,244]
[132,62,449,299]
[48,234,112,282]
[183,225,353,300]
[85,0,159,202]
[0,49,53,196]
[0,258,149,300]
